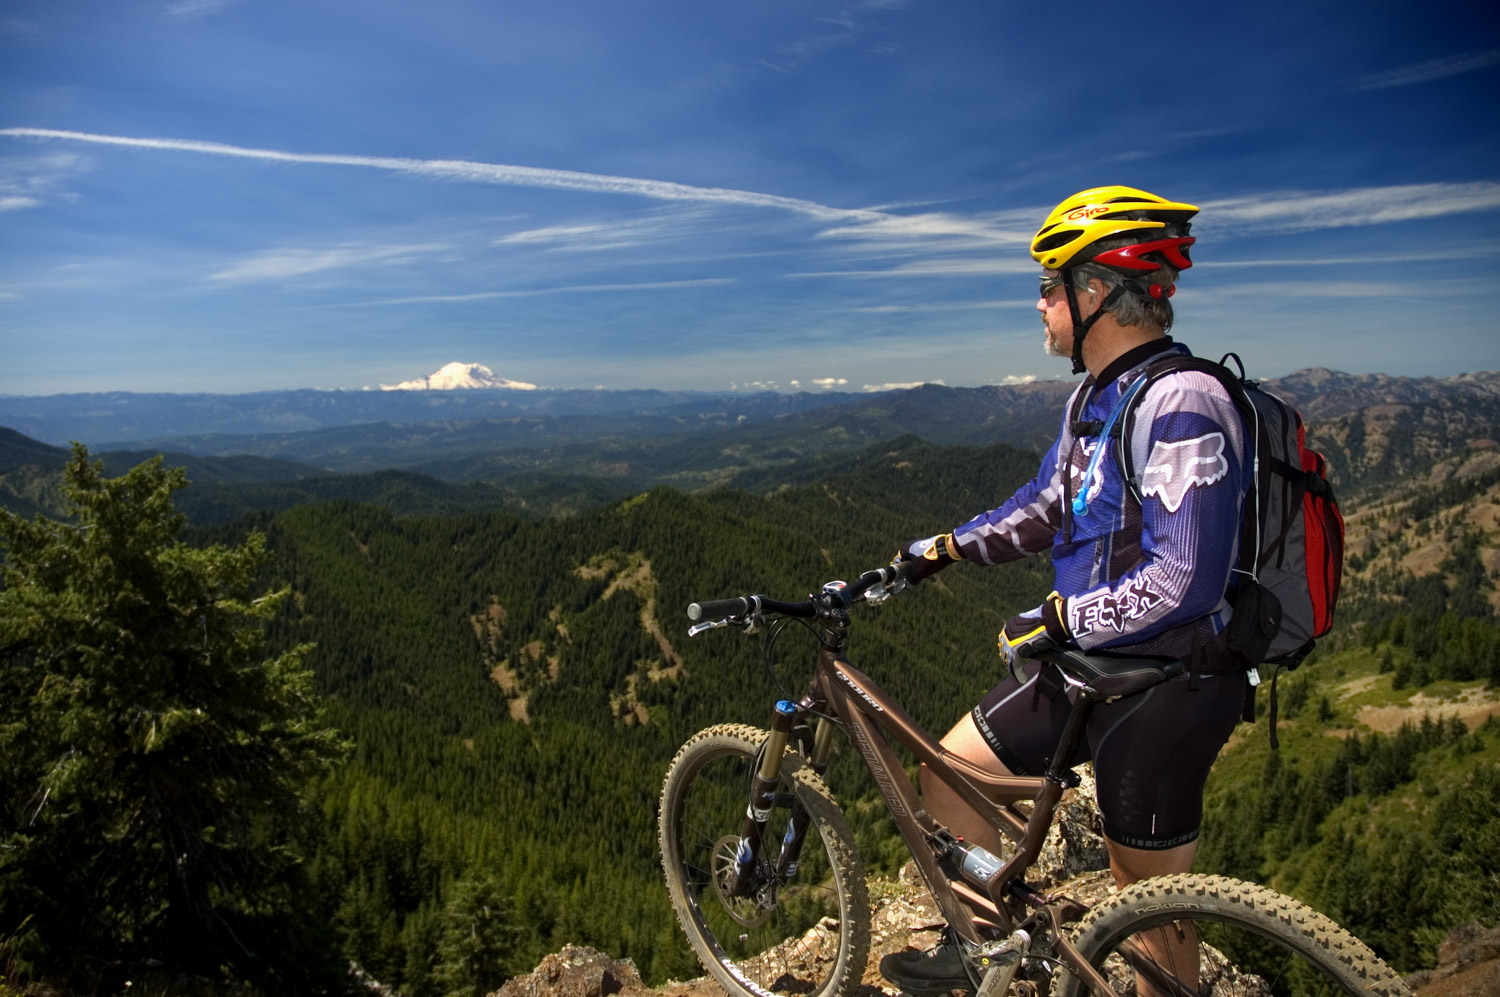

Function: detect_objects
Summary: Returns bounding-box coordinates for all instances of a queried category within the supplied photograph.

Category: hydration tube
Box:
[1072,374,1148,517]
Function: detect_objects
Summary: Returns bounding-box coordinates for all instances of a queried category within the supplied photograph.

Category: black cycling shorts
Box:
[970,664,1244,850]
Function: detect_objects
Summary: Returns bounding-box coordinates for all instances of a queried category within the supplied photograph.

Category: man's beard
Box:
[1043,319,1069,357]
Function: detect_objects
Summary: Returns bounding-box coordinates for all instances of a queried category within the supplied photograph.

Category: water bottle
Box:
[951,838,1004,886]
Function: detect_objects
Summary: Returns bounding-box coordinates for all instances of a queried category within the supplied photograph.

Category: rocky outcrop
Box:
[495,945,654,997]
[492,776,1114,997]
[490,780,1490,997]
[1408,922,1500,997]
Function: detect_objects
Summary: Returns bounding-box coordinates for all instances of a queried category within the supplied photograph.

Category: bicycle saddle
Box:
[1029,645,1184,700]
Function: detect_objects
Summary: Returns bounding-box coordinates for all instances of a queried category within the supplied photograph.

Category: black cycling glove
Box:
[892,532,961,584]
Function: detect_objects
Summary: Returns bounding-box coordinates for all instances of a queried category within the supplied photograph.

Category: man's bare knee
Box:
[1106,839,1197,889]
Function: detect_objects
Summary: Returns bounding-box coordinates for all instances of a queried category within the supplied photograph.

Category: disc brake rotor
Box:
[711,835,775,928]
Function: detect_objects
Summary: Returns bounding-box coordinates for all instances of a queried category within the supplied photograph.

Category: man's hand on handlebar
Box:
[891,532,961,586]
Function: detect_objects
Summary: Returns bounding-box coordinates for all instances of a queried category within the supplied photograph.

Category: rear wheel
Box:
[658,724,870,997]
[1059,873,1411,997]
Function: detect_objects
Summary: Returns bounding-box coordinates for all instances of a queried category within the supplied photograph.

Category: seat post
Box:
[991,668,1101,890]
[1042,670,1098,787]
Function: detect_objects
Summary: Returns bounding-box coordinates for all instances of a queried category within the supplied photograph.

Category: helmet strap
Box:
[1063,279,1129,376]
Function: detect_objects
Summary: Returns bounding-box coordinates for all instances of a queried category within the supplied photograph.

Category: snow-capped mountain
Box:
[381,362,538,391]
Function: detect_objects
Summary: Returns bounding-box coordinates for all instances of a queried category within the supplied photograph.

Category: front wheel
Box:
[1058,873,1411,997]
[658,723,870,997]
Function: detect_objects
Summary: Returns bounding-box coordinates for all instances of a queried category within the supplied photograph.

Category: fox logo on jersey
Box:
[1140,432,1229,513]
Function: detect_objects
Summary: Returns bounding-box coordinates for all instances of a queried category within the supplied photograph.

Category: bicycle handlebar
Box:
[687,595,815,622]
[686,561,914,623]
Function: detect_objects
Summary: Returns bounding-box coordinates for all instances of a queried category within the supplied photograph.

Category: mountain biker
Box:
[881,186,1251,994]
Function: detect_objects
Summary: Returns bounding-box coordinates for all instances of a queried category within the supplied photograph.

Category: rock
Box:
[496,773,1112,997]
[1033,767,1110,888]
[1410,922,1500,997]
[495,944,652,997]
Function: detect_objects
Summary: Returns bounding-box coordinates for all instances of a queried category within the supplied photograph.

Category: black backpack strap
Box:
[1114,353,1255,501]
[1116,354,1263,589]
[1265,667,1282,750]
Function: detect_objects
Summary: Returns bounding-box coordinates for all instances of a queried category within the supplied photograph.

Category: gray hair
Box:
[1070,261,1178,333]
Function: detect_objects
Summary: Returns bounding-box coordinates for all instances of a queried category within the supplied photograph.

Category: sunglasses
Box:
[1038,274,1068,297]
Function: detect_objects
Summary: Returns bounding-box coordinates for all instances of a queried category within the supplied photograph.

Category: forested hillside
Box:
[229,437,1057,994]
[4,370,1499,996]
[230,436,1498,995]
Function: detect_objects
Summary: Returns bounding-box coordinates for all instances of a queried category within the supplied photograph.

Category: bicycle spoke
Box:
[659,725,868,997]
[1068,875,1410,997]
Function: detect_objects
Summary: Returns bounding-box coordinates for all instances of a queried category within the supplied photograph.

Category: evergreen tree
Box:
[433,873,525,997]
[0,446,346,992]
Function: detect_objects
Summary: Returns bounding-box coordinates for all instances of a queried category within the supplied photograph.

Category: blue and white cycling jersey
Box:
[952,341,1250,657]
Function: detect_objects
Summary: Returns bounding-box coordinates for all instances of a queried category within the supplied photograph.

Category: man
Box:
[880,186,1249,994]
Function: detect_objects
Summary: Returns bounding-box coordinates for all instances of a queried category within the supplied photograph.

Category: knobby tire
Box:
[658,724,870,997]
[1059,873,1411,997]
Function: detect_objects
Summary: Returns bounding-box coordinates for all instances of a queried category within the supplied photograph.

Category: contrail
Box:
[0,127,879,223]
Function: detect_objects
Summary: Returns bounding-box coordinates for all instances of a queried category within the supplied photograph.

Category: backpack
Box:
[1117,353,1346,743]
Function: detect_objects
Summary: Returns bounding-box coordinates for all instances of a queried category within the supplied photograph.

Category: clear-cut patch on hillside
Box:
[471,595,565,723]
[579,549,685,726]
[1342,446,1500,613]
[1352,681,1500,734]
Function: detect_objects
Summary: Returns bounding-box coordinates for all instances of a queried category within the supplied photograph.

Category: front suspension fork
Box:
[728,699,829,896]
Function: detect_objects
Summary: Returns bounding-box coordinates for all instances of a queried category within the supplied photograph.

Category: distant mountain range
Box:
[3,369,1497,523]
[0,384,862,446]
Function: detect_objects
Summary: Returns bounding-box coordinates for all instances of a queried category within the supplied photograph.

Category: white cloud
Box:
[0,128,879,224]
[854,299,1029,313]
[1352,48,1500,90]
[1199,183,1500,232]
[758,1,903,74]
[1195,244,1500,267]
[496,224,611,246]
[817,210,1033,244]
[0,151,85,211]
[364,278,734,306]
[1201,280,1430,299]
[163,0,241,19]
[0,128,1036,263]
[210,243,447,283]
[863,380,942,391]
[791,257,1036,279]
[811,377,848,388]
[493,211,710,253]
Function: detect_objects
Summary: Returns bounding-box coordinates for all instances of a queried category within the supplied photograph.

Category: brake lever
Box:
[864,577,907,605]
[687,618,731,637]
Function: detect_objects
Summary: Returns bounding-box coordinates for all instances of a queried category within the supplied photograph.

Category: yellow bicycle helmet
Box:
[1031,186,1200,374]
[1031,186,1199,272]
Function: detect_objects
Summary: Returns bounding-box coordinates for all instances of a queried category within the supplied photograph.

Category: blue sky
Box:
[2,1,1498,396]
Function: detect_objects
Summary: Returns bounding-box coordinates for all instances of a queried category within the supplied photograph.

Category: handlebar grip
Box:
[687,597,754,622]
[687,595,819,621]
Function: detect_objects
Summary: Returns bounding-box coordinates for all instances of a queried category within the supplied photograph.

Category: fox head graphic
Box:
[1140,432,1228,513]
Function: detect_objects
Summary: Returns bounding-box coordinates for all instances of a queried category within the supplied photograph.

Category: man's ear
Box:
[1081,277,1104,316]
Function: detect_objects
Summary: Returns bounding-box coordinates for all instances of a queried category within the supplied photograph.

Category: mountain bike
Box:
[657,561,1410,997]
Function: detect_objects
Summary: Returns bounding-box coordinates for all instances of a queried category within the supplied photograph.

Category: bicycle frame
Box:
[812,647,1063,933]
[684,571,1396,997]
[729,600,1120,997]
